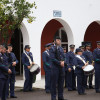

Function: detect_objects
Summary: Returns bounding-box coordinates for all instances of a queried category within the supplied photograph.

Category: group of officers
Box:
[1,36,100,100]
[0,44,18,100]
[0,44,35,100]
[42,36,100,100]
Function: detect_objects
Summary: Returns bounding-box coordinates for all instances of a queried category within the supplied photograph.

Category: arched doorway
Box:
[41,19,73,75]
[84,21,100,51]
[11,28,23,75]
[10,23,30,76]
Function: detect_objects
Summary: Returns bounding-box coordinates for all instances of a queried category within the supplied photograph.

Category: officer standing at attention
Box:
[66,45,76,91]
[83,43,94,89]
[93,41,100,93]
[73,48,88,95]
[0,45,12,100]
[49,36,67,100]
[42,43,52,93]
[22,45,34,92]
[63,47,67,88]
[6,44,18,98]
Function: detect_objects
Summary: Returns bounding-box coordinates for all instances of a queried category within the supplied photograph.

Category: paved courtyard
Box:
[8,88,100,100]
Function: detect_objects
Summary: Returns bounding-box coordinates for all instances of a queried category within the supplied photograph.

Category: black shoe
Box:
[10,96,17,98]
[96,90,100,93]
[85,86,89,89]
[79,93,87,95]
[58,99,67,100]
[46,91,50,93]
[23,90,29,92]
[29,89,34,92]
[68,89,73,91]
[73,88,77,91]
[89,86,94,89]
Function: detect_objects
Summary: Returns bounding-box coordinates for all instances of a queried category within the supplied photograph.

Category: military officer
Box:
[66,44,76,91]
[49,36,67,100]
[0,45,12,100]
[83,43,94,89]
[63,47,67,88]
[79,45,85,52]
[93,41,100,93]
[42,43,52,93]
[22,45,34,92]
[6,44,18,98]
[73,48,88,95]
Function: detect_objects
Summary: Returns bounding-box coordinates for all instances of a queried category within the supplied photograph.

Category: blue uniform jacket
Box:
[0,53,9,79]
[65,51,75,69]
[8,52,18,74]
[42,50,51,71]
[22,52,33,70]
[93,48,100,70]
[83,50,93,64]
[73,55,86,74]
[49,45,65,67]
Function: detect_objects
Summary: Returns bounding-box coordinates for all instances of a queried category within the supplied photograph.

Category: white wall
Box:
[22,0,100,80]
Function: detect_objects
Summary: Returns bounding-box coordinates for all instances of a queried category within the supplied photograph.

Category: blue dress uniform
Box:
[22,50,34,91]
[49,45,65,100]
[64,52,68,88]
[93,42,100,93]
[73,48,86,95]
[42,48,51,93]
[6,52,18,97]
[0,53,9,100]
[66,51,76,91]
[83,49,93,88]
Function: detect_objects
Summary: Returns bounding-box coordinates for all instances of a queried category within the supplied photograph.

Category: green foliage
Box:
[0,0,37,44]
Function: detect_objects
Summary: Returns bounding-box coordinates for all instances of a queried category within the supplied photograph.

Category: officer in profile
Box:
[42,43,52,93]
[22,45,34,92]
[93,41,100,93]
[49,36,67,100]
[73,48,88,95]
[6,44,18,98]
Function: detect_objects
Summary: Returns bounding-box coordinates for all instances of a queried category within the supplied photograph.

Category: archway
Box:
[41,18,74,75]
[11,23,30,76]
[84,21,100,51]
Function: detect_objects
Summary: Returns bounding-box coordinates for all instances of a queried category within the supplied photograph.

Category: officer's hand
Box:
[8,69,12,74]
[60,61,64,67]
[28,66,31,69]
[68,68,71,72]
[82,66,85,69]
[32,62,35,65]
[85,62,88,66]
[12,62,16,66]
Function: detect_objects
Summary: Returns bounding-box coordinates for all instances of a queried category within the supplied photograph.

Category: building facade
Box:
[13,0,100,80]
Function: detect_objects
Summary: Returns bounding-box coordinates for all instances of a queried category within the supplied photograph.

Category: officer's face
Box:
[48,46,51,50]
[8,46,13,52]
[70,48,74,52]
[2,48,6,53]
[78,52,82,55]
[97,44,100,48]
[26,48,30,52]
[86,46,91,50]
[55,39,61,45]
[63,49,66,53]
[81,48,85,52]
